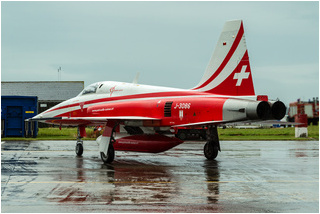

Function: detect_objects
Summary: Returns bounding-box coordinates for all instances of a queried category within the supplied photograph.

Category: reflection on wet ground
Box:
[1,140,319,212]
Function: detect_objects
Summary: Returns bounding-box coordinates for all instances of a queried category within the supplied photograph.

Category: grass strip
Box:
[2,125,318,141]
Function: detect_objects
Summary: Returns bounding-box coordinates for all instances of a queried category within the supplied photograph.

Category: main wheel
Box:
[100,144,115,164]
[76,143,83,156]
[204,142,219,160]
[176,131,187,140]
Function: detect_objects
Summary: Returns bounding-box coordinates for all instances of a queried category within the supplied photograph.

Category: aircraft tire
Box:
[75,143,83,156]
[204,142,218,160]
[176,131,187,140]
[100,144,115,164]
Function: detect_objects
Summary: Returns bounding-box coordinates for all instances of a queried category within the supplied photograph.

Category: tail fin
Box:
[193,20,255,96]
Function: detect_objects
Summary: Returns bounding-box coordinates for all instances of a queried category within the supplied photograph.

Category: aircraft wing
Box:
[66,116,160,123]
[172,120,232,128]
[27,116,161,125]
[68,116,159,120]
[172,119,299,128]
[26,117,64,121]
[26,116,161,122]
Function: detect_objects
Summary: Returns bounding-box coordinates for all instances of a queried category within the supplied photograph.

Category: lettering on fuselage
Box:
[117,141,139,145]
[92,108,114,112]
[174,103,191,110]
[109,86,123,96]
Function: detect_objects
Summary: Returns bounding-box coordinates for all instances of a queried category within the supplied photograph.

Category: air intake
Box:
[164,102,173,117]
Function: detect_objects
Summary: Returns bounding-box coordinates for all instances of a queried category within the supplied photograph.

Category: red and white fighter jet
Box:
[32,20,286,164]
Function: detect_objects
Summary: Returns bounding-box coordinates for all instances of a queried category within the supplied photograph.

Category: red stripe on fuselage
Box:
[193,22,244,90]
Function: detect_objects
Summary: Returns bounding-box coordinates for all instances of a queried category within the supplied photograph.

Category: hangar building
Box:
[1,81,84,129]
[2,81,84,111]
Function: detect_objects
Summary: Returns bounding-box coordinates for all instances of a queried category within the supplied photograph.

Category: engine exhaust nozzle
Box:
[270,101,286,120]
[246,101,271,120]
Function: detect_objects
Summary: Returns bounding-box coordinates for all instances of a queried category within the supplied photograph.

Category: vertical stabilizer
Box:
[193,20,255,96]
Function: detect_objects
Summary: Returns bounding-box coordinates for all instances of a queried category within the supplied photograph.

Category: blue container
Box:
[1,96,38,137]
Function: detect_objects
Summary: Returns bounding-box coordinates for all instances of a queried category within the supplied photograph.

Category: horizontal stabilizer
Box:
[256,120,302,126]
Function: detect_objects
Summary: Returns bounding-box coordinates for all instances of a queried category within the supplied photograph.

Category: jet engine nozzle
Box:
[270,101,286,120]
[246,101,271,120]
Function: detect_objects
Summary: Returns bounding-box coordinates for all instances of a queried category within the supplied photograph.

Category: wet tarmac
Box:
[1,140,319,213]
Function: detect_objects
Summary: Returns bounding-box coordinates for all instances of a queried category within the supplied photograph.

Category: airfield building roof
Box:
[1,81,84,102]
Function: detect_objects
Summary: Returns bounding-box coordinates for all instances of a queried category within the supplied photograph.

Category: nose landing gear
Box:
[76,140,84,156]
[75,126,86,156]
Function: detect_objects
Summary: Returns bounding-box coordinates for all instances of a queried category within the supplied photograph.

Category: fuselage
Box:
[34,81,260,127]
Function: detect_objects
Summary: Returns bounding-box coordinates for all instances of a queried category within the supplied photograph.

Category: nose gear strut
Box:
[75,126,86,156]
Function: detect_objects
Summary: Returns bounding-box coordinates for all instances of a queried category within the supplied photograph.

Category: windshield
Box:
[79,83,100,96]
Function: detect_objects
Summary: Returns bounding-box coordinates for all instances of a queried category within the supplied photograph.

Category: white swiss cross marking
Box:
[179,110,184,120]
[233,65,250,86]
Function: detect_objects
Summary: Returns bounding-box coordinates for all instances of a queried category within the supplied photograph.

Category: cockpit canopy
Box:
[77,81,180,98]
[78,82,102,96]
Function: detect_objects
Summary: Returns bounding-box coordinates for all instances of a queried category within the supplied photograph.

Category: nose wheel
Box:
[75,126,86,157]
[76,140,84,156]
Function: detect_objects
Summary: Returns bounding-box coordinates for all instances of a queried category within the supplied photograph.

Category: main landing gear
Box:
[100,144,115,164]
[204,126,221,160]
[98,121,119,164]
[99,130,116,164]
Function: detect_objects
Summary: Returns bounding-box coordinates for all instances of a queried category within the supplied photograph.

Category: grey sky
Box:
[1,1,319,105]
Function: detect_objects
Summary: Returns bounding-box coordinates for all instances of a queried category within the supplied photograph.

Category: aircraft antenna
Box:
[58,67,62,81]
[133,72,140,84]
